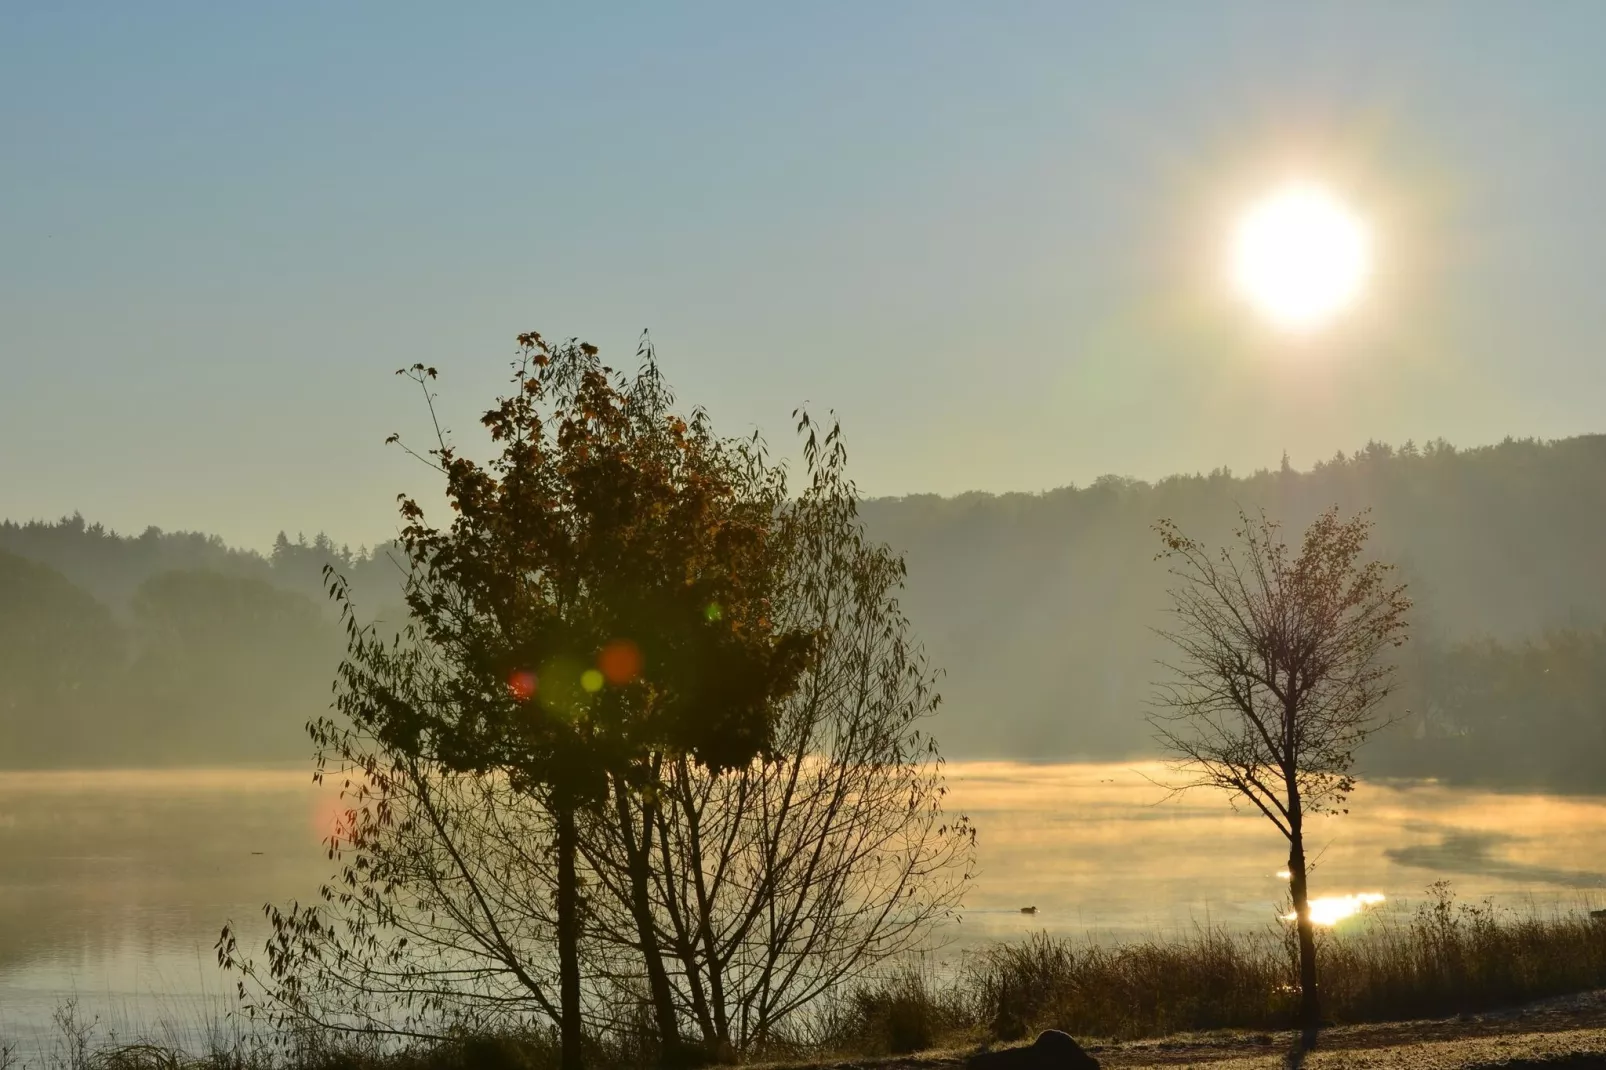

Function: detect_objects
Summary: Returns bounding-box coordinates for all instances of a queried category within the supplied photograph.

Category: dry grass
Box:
[6,888,1605,1069]
[820,885,1606,1050]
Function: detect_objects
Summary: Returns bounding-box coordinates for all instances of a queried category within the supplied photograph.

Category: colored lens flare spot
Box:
[312,791,354,845]
[508,669,538,701]
[598,639,643,685]
[580,669,605,693]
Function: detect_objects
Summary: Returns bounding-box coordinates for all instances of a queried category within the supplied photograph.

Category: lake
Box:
[2,762,1604,1053]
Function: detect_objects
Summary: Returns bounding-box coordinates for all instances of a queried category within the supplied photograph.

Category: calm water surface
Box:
[2,762,1603,1049]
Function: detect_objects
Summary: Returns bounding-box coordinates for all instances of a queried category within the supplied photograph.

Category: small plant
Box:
[52,999,99,1070]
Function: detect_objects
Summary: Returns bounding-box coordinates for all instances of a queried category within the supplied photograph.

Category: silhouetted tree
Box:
[219,348,974,1064]
[584,412,974,1053]
[314,334,812,1069]
[1150,507,1409,1050]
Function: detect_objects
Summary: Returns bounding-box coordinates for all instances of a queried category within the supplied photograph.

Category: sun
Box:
[1230,182,1372,331]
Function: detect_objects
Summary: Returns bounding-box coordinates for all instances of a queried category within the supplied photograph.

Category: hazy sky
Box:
[5,2,1605,550]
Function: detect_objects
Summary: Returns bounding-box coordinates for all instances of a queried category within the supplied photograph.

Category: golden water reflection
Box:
[943,761,1606,943]
[1,762,1604,1037]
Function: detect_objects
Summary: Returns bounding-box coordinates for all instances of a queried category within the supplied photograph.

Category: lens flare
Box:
[537,657,585,718]
[580,669,605,693]
[312,791,354,846]
[598,639,643,686]
[508,669,537,702]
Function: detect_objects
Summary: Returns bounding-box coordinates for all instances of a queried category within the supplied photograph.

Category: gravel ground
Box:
[778,991,1606,1070]
[1096,989,1606,1069]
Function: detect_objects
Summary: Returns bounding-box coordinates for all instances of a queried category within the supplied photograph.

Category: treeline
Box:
[1380,629,1606,791]
[0,549,342,766]
[0,519,414,767]
[4,434,1606,783]
[864,433,1606,782]
[0,514,401,608]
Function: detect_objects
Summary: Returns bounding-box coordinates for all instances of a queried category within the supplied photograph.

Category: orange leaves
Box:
[371,329,812,801]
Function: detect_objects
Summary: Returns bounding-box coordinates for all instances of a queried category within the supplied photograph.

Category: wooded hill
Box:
[4,434,1605,787]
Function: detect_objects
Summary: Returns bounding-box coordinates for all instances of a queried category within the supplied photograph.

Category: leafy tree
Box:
[221,406,974,1064]
[1150,507,1410,1049]
[323,334,813,1068]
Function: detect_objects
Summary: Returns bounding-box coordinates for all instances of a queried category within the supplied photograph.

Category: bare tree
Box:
[583,414,975,1055]
[1150,507,1409,1050]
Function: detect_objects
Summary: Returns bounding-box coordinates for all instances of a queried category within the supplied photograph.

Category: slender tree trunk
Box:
[1287,828,1321,1052]
[611,781,686,1060]
[650,791,719,1047]
[556,800,585,1070]
[676,757,731,1048]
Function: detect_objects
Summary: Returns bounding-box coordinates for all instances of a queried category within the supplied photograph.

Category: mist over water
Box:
[3,762,1602,1049]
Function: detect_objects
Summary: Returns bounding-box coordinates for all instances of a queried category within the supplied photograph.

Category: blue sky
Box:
[4,2,1605,549]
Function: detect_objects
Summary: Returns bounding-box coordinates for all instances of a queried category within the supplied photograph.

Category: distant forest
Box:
[3,434,1605,789]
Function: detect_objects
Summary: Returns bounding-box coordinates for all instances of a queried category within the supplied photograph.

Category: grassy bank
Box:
[826,887,1606,1053]
[7,890,1605,1070]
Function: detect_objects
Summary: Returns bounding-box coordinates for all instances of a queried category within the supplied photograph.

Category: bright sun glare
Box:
[1285,893,1387,927]
[1231,182,1372,331]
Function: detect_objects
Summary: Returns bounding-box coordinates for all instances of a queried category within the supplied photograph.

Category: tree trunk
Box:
[556,800,585,1070]
[612,781,686,1060]
[1287,831,1321,1051]
[649,796,720,1048]
[676,757,731,1048]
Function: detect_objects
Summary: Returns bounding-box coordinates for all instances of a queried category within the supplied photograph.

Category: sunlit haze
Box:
[5,4,1606,547]
[1232,183,1371,331]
